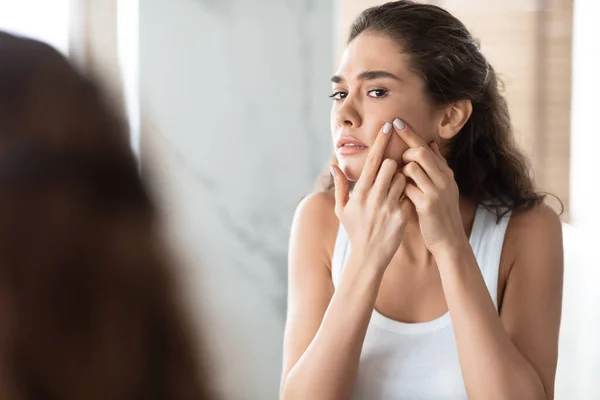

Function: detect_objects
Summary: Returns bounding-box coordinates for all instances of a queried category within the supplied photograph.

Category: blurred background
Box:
[0,0,598,399]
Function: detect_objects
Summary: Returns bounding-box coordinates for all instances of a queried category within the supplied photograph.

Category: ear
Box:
[438,99,472,140]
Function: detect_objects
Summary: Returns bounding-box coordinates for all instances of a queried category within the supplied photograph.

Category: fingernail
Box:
[393,118,405,131]
[329,165,337,177]
[383,122,392,134]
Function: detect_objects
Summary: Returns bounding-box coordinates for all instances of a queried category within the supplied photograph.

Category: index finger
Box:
[354,122,393,192]
[393,118,426,148]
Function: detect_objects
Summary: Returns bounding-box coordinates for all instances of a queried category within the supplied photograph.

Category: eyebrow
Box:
[331,70,402,84]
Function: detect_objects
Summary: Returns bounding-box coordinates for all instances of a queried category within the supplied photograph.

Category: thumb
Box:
[330,164,349,217]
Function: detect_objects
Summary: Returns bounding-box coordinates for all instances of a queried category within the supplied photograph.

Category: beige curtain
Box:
[69,0,125,112]
[67,0,140,155]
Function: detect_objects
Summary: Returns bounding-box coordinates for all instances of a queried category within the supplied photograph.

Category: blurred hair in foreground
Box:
[0,31,214,399]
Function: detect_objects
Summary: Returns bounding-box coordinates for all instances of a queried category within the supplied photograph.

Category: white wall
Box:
[556,225,600,399]
[555,0,600,398]
[570,0,600,231]
[139,1,333,399]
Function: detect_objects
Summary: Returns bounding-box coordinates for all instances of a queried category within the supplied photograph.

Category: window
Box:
[0,0,70,53]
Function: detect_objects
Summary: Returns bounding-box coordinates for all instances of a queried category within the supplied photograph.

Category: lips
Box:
[336,135,368,156]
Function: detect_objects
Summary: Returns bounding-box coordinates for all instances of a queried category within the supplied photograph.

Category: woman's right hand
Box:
[330,122,413,274]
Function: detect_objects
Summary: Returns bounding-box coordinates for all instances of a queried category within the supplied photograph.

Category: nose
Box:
[334,97,362,128]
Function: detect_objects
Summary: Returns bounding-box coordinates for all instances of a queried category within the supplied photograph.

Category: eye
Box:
[329,91,347,100]
[367,89,388,98]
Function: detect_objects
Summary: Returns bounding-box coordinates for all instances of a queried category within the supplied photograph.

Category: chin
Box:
[340,163,363,182]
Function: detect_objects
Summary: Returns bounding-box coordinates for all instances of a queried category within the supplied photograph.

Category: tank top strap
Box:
[469,205,512,310]
[331,222,348,288]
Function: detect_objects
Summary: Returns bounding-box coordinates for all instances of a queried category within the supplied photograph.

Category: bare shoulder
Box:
[282,191,340,385]
[502,202,563,272]
[290,190,339,271]
[507,202,562,250]
[294,190,336,225]
[498,204,563,396]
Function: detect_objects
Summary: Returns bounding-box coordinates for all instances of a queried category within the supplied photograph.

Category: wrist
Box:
[334,252,385,309]
[431,236,471,267]
[345,251,386,285]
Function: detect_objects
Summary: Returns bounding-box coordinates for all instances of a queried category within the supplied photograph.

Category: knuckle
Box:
[421,199,432,211]
[354,189,367,203]
[423,197,438,211]
[382,158,397,171]
[366,203,378,218]
[369,155,382,167]
[393,208,407,223]
[382,202,393,215]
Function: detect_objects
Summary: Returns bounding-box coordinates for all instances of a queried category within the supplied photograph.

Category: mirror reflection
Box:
[0,0,597,399]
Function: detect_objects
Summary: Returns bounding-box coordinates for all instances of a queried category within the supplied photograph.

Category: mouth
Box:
[336,136,368,156]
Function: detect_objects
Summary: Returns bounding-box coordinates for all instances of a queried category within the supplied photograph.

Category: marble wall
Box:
[139,0,334,399]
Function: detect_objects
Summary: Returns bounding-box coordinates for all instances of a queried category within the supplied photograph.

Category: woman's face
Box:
[331,31,443,181]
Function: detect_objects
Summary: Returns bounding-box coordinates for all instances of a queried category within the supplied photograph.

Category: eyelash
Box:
[329,88,388,100]
[329,91,346,100]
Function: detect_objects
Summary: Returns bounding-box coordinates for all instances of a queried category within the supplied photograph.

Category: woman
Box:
[281,1,563,399]
[0,31,214,399]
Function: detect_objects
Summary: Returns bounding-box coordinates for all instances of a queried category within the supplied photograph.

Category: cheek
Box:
[393,92,440,141]
[384,135,409,166]
[401,108,440,143]
[330,110,338,142]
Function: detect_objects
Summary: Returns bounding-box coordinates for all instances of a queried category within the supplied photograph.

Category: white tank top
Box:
[331,204,511,400]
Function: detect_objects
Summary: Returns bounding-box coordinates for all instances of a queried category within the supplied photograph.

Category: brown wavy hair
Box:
[319,0,548,217]
[0,31,214,399]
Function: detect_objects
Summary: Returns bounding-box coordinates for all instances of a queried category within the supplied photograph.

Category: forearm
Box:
[435,243,546,400]
[281,254,381,400]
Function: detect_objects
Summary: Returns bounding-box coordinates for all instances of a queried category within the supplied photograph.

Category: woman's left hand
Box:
[393,119,466,256]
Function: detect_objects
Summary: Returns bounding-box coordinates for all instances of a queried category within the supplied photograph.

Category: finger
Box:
[393,118,426,148]
[432,142,444,158]
[429,142,447,166]
[372,158,398,198]
[402,146,440,171]
[398,195,415,218]
[403,183,425,211]
[428,141,454,180]
[402,162,435,194]
[429,141,439,155]
[354,122,393,193]
[402,146,446,187]
[330,164,349,216]
[387,172,407,202]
